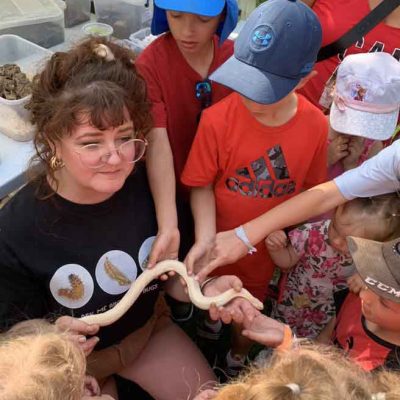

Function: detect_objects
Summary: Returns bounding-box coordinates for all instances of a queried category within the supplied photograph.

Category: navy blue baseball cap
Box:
[151,0,239,44]
[210,0,322,104]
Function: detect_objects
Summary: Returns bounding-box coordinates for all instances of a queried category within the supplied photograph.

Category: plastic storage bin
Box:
[94,0,153,39]
[0,35,52,141]
[0,0,65,48]
[127,28,157,53]
[82,22,113,39]
[64,0,91,27]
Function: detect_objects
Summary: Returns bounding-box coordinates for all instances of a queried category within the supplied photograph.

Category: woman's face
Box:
[166,11,221,55]
[54,109,136,203]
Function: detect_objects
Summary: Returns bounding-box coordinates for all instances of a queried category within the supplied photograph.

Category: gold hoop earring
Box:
[50,155,64,170]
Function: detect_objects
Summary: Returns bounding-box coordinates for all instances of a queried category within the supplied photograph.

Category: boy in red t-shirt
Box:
[223,236,400,373]
[136,0,238,271]
[317,236,400,372]
[182,0,328,374]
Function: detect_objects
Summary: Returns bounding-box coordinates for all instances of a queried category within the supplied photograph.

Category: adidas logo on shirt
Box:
[225,145,296,199]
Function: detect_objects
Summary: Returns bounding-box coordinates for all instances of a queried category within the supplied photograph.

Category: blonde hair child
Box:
[0,320,113,400]
[194,345,372,400]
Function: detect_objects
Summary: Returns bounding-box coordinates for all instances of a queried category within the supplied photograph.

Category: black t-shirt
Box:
[0,163,159,349]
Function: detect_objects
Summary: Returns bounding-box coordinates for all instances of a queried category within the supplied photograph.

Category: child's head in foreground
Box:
[151,0,239,46]
[0,320,85,400]
[197,345,400,400]
[328,193,400,254]
[209,0,322,106]
[211,345,372,400]
[348,235,400,333]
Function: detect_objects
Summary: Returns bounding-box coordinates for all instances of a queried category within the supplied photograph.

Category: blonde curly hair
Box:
[371,370,400,400]
[213,345,372,400]
[0,320,86,400]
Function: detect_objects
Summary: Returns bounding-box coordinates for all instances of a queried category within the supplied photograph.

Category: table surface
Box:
[0,18,245,199]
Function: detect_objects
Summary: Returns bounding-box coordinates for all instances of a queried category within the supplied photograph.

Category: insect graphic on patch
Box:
[104,257,132,286]
[58,274,84,300]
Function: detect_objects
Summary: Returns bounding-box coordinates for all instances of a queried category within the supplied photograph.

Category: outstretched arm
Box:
[196,180,346,281]
[184,185,216,275]
[146,128,180,268]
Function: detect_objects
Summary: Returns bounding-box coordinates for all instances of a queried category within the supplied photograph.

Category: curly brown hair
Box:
[28,37,152,194]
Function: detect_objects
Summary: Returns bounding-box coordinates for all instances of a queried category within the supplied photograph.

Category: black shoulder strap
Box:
[317,0,400,62]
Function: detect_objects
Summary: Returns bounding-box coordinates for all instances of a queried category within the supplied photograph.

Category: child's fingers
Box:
[56,316,99,336]
[208,303,220,321]
[267,236,286,249]
[81,336,100,356]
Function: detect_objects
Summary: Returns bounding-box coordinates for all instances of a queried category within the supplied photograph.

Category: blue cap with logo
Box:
[210,0,322,104]
[152,0,239,44]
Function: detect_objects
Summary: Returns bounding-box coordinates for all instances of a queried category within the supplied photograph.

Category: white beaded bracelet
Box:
[234,225,257,255]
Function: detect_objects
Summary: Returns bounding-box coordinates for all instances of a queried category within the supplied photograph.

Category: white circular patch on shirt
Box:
[138,236,156,270]
[49,264,94,309]
[95,250,137,295]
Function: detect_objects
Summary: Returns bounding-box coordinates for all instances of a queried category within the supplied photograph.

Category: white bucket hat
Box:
[330,52,400,140]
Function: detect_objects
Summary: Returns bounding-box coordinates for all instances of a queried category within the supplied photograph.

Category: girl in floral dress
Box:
[265,193,400,339]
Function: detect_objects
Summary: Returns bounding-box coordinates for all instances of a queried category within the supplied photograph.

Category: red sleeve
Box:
[136,49,167,128]
[303,111,328,189]
[181,110,219,187]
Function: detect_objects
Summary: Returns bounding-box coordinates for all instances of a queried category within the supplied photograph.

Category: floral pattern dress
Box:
[271,220,354,339]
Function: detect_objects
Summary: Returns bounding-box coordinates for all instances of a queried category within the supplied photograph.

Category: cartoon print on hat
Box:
[50,264,94,309]
[138,236,156,271]
[95,250,137,295]
[350,83,368,102]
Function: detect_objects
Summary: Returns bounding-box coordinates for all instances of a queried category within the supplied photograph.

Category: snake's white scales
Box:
[80,260,264,326]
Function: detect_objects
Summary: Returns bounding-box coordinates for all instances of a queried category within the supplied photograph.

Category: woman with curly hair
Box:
[0,38,245,400]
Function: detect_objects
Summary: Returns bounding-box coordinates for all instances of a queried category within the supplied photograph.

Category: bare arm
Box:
[191,185,216,243]
[265,230,300,270]
[316,317,336,344]
[146,128,180,267]
[185,185,216,274]
[366,140,384,159]
[196,180,346,281]
[244,181,346,249]
[270,245,300,270]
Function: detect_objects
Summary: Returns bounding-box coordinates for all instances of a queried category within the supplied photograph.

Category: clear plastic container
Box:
[82,22,113,39]
[64,0,91,28]
[94,0,153,39]
[0,35,52,141]
[127,27,157,54]
[0,0,65,48]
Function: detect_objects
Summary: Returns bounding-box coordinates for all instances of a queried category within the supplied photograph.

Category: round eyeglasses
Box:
[75,138,148,169]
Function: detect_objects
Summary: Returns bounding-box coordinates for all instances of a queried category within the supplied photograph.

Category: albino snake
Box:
[80,260,264,327]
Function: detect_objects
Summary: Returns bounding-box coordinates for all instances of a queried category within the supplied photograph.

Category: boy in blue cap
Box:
[182,0,328,375]
[136,0,238,280]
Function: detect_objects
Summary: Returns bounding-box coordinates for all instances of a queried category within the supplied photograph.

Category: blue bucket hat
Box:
[210,0,322,104]
[151,0,239,44]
